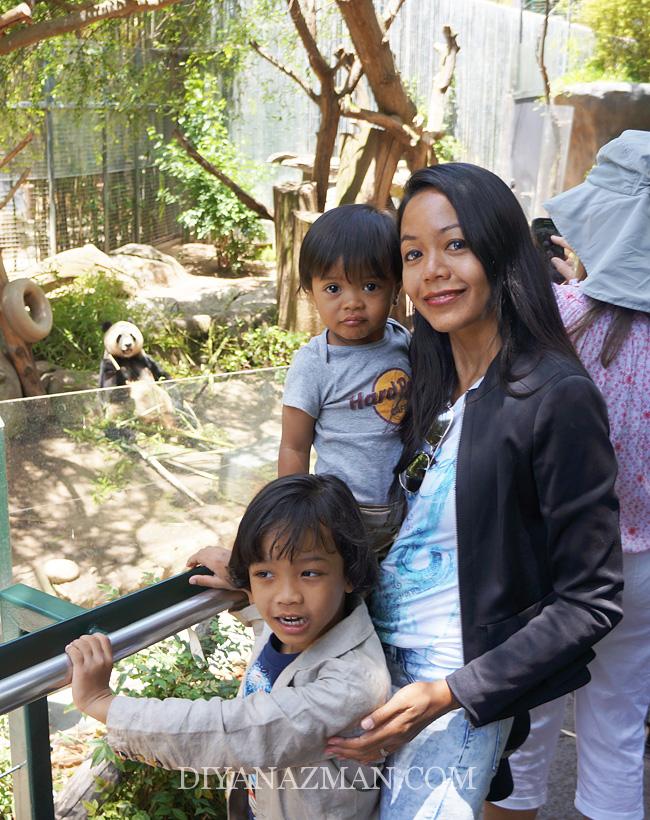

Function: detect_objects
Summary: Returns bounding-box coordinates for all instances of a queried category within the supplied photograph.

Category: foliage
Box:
[0,1,252,130]
[33,267,304,378]
[433,135,462,163]
[33,270,146,372]
[200,320,306,375]
[0,715,14,818]
[151,75,266,273]
[81,617,250,818]
[91,458,135,504]
[578,0,650,82]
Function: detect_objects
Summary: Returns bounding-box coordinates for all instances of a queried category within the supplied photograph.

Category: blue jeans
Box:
[380,645,513,819]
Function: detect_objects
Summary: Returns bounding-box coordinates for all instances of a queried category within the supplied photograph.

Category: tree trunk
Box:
[369,131,403,208]
[0,252,45,397]
[274,182,317,330]
[289,210,325,335]
[336,0,416,125]
[313,89,340,212]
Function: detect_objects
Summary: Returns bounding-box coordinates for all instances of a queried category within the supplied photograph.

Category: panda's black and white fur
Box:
[100,320,174,426]
[100,320,168,388]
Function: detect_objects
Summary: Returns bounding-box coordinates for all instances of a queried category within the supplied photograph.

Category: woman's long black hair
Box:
[395,163,582,476]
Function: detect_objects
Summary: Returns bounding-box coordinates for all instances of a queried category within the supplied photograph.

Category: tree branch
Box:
[0,3,32,35]
[0,169,31,211]
[286,0,331,81]
[250,39,318,102]
[338,57,364,97]
[0,0,182,55]
[340,104,417,147]
[383,0,406,33]
[173,129,274,222]
[538,0,553,106]
[0,132,34,171]
[426,26,460,135]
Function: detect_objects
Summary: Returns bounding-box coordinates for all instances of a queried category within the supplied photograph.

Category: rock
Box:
[35,359,57,375]
[0,350,22,400]
[172,313,213,337]
[131,276,276,324]
[110,243,190,288]
[24,244,134,294]
[44,558,80,584]
[42,369,94,395]
[192,314,213,334]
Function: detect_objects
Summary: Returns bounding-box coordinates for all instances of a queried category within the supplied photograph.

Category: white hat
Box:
[544,129,650,312]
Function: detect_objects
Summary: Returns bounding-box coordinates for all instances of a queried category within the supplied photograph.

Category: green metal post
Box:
[0,417,34,818]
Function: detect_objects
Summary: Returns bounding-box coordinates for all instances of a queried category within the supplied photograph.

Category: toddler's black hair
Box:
[298,204,401,292]
[227,473,378,594]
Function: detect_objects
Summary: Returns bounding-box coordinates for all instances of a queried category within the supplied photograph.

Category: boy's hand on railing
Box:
[65,633,115,724]
[187,545,238,591]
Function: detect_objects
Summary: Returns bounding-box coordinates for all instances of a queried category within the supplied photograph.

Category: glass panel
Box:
[0,369,285,610]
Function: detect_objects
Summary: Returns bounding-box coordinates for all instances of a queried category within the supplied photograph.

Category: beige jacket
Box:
[107,596,391,820]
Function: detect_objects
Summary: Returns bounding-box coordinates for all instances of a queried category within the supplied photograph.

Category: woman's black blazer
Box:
[445,350,623,728]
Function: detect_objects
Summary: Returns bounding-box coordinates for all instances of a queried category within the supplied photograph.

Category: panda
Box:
[99,320,174,427]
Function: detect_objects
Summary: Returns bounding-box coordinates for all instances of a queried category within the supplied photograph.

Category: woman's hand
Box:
[324,680,459,764]
[65,633,115,724]
[187,545,238,591]
[550,235,586,282]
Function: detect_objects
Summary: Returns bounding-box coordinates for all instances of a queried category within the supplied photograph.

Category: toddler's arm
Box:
[65,634,116,723]
[278,405,315,476]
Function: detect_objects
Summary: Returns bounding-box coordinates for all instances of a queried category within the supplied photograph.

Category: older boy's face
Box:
[310,258,396,347]
[249,530,353,654]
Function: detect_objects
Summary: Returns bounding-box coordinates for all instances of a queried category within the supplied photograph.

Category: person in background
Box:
[487,129,650,820]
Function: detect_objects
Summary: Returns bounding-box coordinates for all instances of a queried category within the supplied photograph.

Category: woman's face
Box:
[400,190,496,340]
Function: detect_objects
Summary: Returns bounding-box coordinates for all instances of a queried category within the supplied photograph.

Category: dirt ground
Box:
[5,346,284,604]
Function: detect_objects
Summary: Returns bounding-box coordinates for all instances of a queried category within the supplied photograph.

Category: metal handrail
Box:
[0,588,239,716]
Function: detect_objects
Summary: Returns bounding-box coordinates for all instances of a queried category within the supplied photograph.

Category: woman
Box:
[324,163,623,818]
[488,130,650,820]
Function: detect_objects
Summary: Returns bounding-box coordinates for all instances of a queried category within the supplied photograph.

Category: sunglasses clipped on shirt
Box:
[399,406,454,494]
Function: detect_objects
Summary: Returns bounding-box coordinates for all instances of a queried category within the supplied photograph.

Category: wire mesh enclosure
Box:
[0,109,181,274]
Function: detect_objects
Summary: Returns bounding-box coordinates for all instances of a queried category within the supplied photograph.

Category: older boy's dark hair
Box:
[228,473,378,594]
[298,204,401,292]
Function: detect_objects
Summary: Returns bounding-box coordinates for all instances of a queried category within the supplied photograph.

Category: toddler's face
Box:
[310,258,396,347]
[249,529,352,654]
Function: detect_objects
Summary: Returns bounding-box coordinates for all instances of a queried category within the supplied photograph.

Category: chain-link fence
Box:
[0,109,181,274]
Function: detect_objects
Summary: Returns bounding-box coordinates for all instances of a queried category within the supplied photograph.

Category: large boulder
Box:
[130,275,276,324]
[109,243,190,288]
[0,350,22,400]
[24,244,135,293]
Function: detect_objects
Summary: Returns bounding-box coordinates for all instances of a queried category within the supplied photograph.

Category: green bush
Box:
[34,270,306,379]
[84,617,249,818]
[0,716,14,818]
[579,0,650,82]
[33,270,143,372]
[152,73,266,274]
[201,321,306,374]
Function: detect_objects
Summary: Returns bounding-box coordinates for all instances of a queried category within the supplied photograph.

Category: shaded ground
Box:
[5,372,284,605]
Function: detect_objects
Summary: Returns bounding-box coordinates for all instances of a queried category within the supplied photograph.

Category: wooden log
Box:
[273,181,317,330]
[0,250,46,397]
[289,210,324,336]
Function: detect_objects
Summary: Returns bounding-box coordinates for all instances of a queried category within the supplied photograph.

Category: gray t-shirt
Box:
[283,319,411,505]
